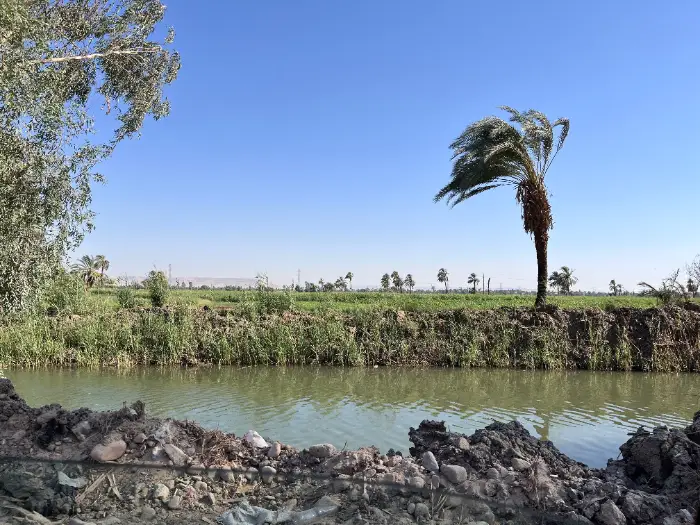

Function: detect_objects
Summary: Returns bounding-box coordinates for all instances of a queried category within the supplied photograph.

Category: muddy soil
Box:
[0,378,697,525]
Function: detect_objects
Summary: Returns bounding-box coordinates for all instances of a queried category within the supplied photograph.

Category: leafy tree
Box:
[391,271,404,292]
[0,0,179,313]
[334,277,348,291]
[345,272,354,290]
[687,279,697,299]
[549,266,577,295]
[71,255,99,288]
[437,268,449,292]
[468,272,480,293]
[609,279,618,296]
[318,278,325,291]
[95,255,110,285]
[404,274,415,293]
[548,270,562,294]
[434,107,569,308]
[380,273,390,291]
[322,282,334,292]
[145,270,169,307]
[687,256,700,298]
[638,270,690,304]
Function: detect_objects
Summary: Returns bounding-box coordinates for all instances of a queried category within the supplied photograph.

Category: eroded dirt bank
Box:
[0,378,698,525]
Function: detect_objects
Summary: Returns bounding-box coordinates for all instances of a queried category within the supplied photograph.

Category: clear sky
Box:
[80,0,700,292]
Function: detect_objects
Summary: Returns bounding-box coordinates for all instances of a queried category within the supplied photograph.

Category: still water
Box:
[3,367,697,468]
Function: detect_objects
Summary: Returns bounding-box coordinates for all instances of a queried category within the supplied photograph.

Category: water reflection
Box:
[5,367,698,467]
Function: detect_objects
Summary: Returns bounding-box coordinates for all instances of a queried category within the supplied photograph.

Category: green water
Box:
[3,367,697,468]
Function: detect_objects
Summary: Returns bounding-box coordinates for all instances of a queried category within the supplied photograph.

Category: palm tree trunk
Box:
[534,229,548,308]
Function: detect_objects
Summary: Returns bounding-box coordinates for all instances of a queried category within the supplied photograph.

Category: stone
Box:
[167,495,182,510]
[407,476,425,490]
[261,465,276,483]
[36,410,58,426]
[153,483,170,502]
[245,467,259,481]
[194,480,208,492]
[162,444,188,466]
[422,451,439,472]
[165,479,175,490]
[431,474,440,489]
[71,420,92,441]
[440,464,467,484]
[133,433,147,444]
[217,467,235,483]
[596,500,626,525]
[141,506,156,520]
[315,495,340,511]
[333,475,352,492]
[90,440,127,462]
[68,519,95,525]
[243,430,269,448]
[511,457,531,471]
[96,518,121,525]
[486,467,500,480]
[414,502,430,520]
[267,442,282,458]
[407,502,416,515]
[11,429,26,441]
[451,436,470,450]
[58,471,88,489]
[308,443,337,458]
[203,492,216,505]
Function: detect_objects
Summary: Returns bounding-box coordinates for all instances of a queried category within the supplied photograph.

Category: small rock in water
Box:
[167,495,182,510]
[308,443,337,458]
[90,440,127,462]
[243,430,269,448]
[440,464,467,484]
[163,444,188,466]
[511,457,531,471]
[267,442,282,458]
[141,506,156,520]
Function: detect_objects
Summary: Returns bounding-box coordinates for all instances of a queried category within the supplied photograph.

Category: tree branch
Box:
[28,47,161,65]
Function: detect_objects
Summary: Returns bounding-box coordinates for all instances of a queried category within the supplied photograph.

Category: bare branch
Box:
[26,47,162,66]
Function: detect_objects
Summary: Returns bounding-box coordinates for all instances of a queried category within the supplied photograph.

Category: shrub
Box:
[256,288,294,315]
[145,270,169,307]
[41,271,88,315]
[116,287,137,309]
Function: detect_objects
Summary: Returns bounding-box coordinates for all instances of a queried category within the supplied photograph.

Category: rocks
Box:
[414,502,430,520]
[440,464,467,484]
[217,467,235,483]
[451,435,470,451]
[267,442,281,458]
[245,467,259,481]
[203,492,216,505]
[90,439,127,462]
[68,518,95,525]
[132,433,147,444]
[243,430,269,448]
[153,483,170,502]
[511,457,531,471]
[486,467,500,480]
[167,494,182,510]
[407,502,416,515]
[421,451,439,472]
[141,506,156,520]
[407,476,425,490]
[193,480,208,492]
[162,443,188,466]
[308,443,337,458]
[596,500,626,525]
[261,465,276,483]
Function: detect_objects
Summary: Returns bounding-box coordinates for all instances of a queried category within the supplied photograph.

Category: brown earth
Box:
[0,378,698,525]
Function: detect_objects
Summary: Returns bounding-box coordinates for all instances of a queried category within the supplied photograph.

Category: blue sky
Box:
[80,0,700,291]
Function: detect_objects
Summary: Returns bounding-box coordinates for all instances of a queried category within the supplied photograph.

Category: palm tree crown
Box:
[435,106,569,307]
[345,272,353,289]
[468,272,480,293]
[437,268,449,292]
[71,255,99,288]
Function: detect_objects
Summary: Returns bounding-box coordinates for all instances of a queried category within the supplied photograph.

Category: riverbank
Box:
[1,304,700,370]
[0,378,697,525]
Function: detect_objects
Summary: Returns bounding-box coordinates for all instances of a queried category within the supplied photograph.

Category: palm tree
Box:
[688,278,697,298]
[558,266,577,295]
[380,273,390,291]
[405,274,415,293]
[468,272,480,293]
[391,271,404,292]
[434,107,570,308]
[437,268,449,292]
[318,278,325,291]
[95,255,110,285]
[549,271,562,294]
[345,272,354,290]
[71,255,99,288]
[334,277,347,291]
[616,283,623,296]
[609,280,618,296]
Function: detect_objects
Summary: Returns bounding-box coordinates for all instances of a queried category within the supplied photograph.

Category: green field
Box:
[90,288,661,312]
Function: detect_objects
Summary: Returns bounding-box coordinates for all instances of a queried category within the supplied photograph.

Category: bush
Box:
[256,288,294,314]
[145,271,169,307]
[42,271,88,315]
[116,287,137,309]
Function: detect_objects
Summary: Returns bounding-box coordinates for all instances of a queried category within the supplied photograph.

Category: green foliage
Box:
[116,287,137,309]
[256,287,294,315]
[549,266,578,294]
[145,270,169,307]
[41,271,88,315]
[0,0,178,313]
[380,273,390,291]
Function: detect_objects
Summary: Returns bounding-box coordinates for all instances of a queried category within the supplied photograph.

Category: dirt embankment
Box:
[0,377,698,525]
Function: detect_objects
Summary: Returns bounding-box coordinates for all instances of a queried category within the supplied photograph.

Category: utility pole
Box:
[482,273,485,293]
[168,264,172,285]
[297,269,301,287]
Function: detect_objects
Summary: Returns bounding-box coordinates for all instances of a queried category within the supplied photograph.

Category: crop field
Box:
[89,288,661,312]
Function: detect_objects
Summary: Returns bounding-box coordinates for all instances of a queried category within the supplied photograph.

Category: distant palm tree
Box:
[468,272,480,293]
[609,279,618,296]
[380,273,390,291]
[391,271,404,292]
[335,277,347,291]
[437,268,449,292]
[71,255,99,288]
[688,278,697,298]
[616,284,623,296]
[549,271,562,294]
[345,272,354,290]
[435,107,569,308]
[318,278,325,291]
[95,255,110,285]
[405,274,415,293]
[558,266,577,295]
